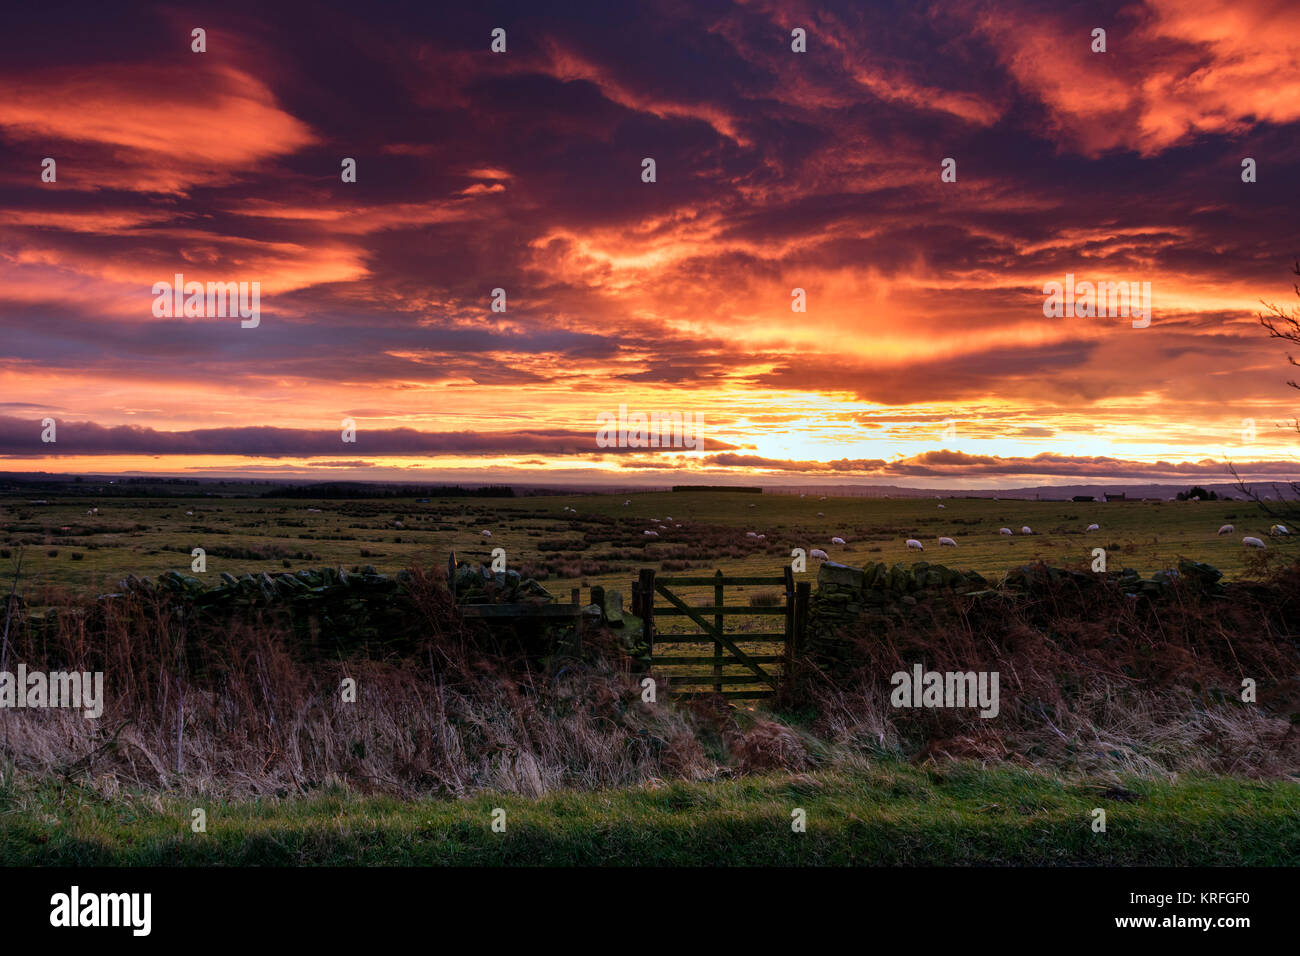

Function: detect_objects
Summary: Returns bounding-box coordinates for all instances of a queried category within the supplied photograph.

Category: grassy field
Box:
[4,760,1297,866]
[3,488,1298,867]
[6,486,1295,699]
[2,490,1292,604]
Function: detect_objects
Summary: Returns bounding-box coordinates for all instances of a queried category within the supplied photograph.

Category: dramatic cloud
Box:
[1,0,1297,485]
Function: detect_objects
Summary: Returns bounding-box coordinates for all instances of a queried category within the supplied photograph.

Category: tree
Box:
[1230,261,1300,519]
[1259,260,1300,390]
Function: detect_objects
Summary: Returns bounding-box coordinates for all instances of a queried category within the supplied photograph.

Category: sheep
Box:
[817,512,824,517]
[999,528,1013,535]
[1191,496,1200,502]
[623,500,630,506]
[830,536,846,545]
[937,504,945,509]
[1021,526,1032,535]
[1217,524,1234,535]
[1243,536,1266,549]
[1270,524,1290,536]
[643,530,659,537]
[906,539,924,550]
[481,530,492,537]
[756,533,766,540]
[394,520,404,529]
[938,536,957,547]
[809,548,829,561]
[746,531,758,538]
[185,511,194,516]
[665,516,672,521]
[1085,523,1099,532]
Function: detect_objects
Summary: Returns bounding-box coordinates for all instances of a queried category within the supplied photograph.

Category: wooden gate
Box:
[632,567,810,700]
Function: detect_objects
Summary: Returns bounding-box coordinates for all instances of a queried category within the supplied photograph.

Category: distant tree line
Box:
[671,485,763,493]
[260,483,515,499]
[0,476,211,498]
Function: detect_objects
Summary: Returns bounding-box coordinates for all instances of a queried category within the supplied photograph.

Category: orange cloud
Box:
[0,64,316,192]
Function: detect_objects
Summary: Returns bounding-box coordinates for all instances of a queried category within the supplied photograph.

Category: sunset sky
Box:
[2,0,1299,488]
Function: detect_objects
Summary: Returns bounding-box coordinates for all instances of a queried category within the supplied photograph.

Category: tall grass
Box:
[0,564,722,797]
[2,559,1299,802]
[796,561,1300,779]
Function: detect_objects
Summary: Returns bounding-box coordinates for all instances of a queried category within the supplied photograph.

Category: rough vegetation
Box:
[797,558,1300,779]
[3,551,1299,805]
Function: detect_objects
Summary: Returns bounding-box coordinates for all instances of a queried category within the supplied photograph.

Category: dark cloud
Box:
[1,0,1298,481]
[0,416,741,457]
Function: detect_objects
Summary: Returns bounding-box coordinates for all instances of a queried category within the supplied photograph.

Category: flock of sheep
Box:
[1221,523,1289,549]
[623,507,1292,554]
[469,501,1296,555]
[814,520,1291,554]
[412,498,1297,559]
[831,522,1073,554]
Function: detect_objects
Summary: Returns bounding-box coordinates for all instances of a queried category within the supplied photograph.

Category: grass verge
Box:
[4,761,1298,866]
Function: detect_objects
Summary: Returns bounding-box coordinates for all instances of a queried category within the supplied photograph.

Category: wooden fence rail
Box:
[446,553,810,701]
[635,566,806,700]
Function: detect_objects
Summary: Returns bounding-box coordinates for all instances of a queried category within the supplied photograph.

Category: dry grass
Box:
[4,559,1300,801]
[0,564,723,798]
[796,562,1300,779]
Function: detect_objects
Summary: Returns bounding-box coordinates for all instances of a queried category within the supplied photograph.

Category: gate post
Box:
[713,568,724,694]
[794,581,811,668]
[783,565,796,667]
[638,568,656,660]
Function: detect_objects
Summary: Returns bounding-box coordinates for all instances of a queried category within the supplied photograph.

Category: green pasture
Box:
[0,491,1289,603]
